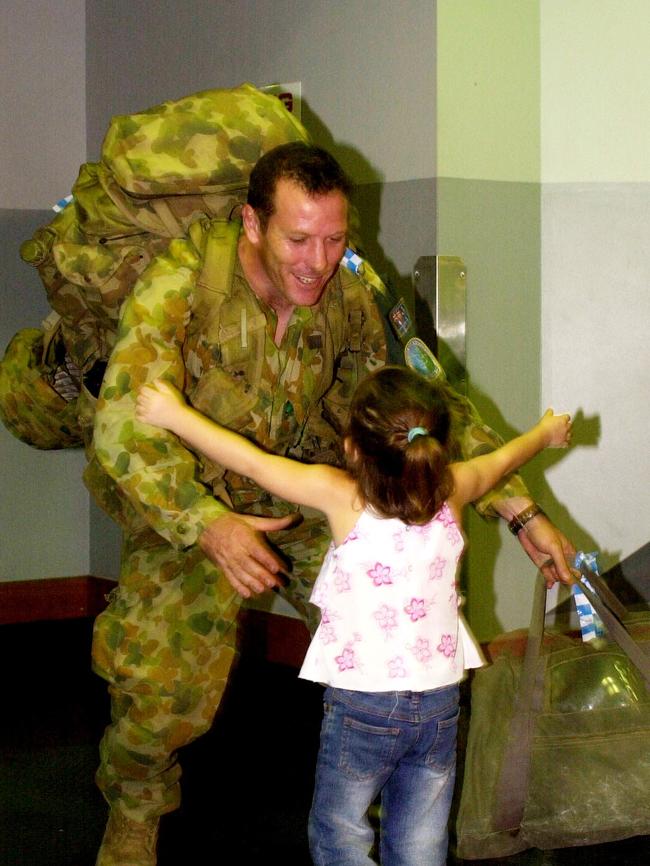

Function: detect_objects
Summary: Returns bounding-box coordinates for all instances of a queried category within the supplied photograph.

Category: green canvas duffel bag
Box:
[455,569,650,859]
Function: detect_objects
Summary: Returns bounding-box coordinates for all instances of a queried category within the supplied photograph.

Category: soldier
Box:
[90,141,574,865]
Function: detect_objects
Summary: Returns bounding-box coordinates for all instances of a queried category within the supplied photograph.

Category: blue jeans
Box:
[308,684,460,866]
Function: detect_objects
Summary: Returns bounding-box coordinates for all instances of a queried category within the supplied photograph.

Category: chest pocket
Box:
[189,365,259,431]
[191,298,269,431]
[218,310,267,371]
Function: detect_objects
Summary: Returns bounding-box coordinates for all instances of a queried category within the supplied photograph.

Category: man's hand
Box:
[198,512,298,598]
[515,513,577,587]
[493,497,577,587]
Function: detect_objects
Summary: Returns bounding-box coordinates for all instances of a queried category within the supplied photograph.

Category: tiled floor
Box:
[1,618,647,865]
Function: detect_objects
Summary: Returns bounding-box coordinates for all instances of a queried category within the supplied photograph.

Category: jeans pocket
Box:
[425,706,460,772]
[339,715,401,781]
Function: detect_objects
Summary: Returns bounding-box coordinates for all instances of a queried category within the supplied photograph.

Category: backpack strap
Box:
[150,198,185,238]
[339,247,409,363]
[188,218,241,342]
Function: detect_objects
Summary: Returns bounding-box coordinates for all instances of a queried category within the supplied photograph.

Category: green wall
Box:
[437,0,540,182]
[437,0,542,638]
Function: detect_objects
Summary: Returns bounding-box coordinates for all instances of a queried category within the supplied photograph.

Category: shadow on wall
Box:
[301,98,415,307]
[460,376,633,632]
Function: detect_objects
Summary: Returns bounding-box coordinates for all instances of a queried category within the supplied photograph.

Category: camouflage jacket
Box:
[93,221,388,549]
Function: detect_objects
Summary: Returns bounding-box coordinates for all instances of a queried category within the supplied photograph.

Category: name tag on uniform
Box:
[307,333,323,350]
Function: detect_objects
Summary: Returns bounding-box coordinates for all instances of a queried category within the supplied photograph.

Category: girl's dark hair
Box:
[247,142,352,230]
[346,366,458,525]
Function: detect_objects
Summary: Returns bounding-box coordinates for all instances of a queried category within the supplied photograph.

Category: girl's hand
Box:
[539,408,572,448]
[136,379,186,431]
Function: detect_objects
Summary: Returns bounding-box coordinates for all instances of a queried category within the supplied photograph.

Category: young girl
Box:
[135,366,572,866]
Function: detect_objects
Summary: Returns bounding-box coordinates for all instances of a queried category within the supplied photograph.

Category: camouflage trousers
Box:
[91,511,329,822]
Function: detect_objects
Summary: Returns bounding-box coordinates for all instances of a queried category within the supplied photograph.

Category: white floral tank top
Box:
[299,502,483,691]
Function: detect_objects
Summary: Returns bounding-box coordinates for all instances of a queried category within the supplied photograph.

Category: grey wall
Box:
[541,182,650,566]
[2,2,87,209]
[0,211,92,581]
[1,1,92,582]
[86,0,438,303]
[86,1,436,181]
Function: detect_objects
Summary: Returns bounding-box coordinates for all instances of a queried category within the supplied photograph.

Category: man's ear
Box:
[241,204,262,244]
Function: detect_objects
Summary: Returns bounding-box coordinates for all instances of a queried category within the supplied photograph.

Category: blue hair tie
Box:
[407,426,429,443]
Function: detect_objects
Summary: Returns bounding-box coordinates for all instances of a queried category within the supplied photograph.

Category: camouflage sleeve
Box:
[445,387,531,518]
[93,237,230,548]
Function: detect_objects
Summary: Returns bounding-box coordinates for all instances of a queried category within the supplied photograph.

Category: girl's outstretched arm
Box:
[136,380,345,511]
[451,409,572,508]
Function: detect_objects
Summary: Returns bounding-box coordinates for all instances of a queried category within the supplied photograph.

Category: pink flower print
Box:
[373,604,398,636]
[333,566,351,593]
[404,597,427,622]
[367,562,393,586]
[437,634,457,658]
[435,502,454,527]
[392,529,405,552]
[410,637,433,664]
[388,656,408,678]
[319,622,337,645]
[335,644,357,672]
[316,608,338,644]
[429,556,447,581]
[433,504,460,543]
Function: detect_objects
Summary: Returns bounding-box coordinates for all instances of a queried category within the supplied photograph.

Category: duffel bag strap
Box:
[582,568,630,622]
[577,565,650,688]
[491,574,547,834]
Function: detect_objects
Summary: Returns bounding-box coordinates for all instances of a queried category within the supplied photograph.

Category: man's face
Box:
[245,177,349,309]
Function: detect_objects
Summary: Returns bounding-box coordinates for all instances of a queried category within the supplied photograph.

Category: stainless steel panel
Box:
[413,255,467,392]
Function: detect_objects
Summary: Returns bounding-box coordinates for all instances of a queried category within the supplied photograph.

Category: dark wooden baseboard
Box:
[0,576,310,668]
[0,575,117,625]
[238,607,310,668]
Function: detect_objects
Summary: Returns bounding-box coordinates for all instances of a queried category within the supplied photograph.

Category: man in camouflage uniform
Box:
[15,137,573,865]
[88,142,385,864]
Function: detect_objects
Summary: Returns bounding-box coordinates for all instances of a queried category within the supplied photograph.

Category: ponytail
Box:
[346,366,457,525]
[400,434,454,523]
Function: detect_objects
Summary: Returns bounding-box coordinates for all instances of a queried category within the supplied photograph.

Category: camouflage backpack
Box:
[0,83,309,450]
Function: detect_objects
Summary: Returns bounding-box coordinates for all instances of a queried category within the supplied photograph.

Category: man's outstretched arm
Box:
[94,236,293,595]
